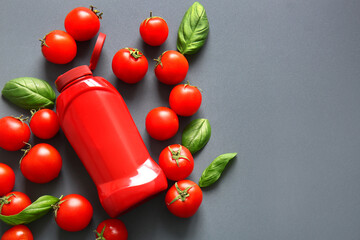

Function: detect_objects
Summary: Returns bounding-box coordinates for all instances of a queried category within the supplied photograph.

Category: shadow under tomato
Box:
[112,75,144,103]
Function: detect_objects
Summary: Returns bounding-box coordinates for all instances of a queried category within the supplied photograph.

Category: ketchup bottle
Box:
[55,33,168,217]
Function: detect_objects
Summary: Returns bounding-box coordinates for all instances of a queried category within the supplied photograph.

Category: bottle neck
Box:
[55,65,93,92]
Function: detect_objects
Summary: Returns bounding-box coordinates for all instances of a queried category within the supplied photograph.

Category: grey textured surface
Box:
[1,0,360,239]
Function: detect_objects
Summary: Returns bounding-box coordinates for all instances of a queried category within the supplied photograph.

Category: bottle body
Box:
[56,70,167,217]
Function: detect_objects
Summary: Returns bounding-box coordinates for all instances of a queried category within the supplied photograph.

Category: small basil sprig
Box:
[0,195,60,225]
[182,118,211,154]
[199,153,237,187]
[2,77,56,110]
[177,2,209,55]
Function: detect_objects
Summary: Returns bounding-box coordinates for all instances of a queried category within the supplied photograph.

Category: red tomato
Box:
[0,163,15,196]
[95,219,128,240]
[154,50,189,85]
[29,109,60,139]
[169,83,202,116]
[40,30,77,64]
[1,225,33,240]
[139,12,168,46]
[145,107,179,141]
[0,116,30,151]
[165,180,203,218]
[65,6,102,41]
[20,143,62,184]
[159,144,194,181]
[0,192,31,216]
[112,48,148,84]
[55,194,93,232]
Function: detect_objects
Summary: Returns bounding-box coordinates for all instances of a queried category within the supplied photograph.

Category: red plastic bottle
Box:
[55,33,167,217]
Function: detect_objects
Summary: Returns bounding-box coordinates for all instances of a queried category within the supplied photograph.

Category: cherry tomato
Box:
[1,225,33,240]
[55,194,93,232]
[40,30,77,64]
[139,12,168,46]
[154,50,189,85]
[112,48,148,84]
[65,6,102,41]
[145,107,179,141]
[159,144,194,181]
[0,116,30,151]
[165,180,203,218]
[169,83,202,116]
[29,109,60,139]
[95,219,128,240]
[20,143,62,184]
[0,192,31,216]
[0,163,15,196]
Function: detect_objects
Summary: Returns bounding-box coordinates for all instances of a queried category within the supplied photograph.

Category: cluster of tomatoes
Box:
[40,6,103,64]
[123,14,204,218]
[0,109,61,183]
[0,111,127,239]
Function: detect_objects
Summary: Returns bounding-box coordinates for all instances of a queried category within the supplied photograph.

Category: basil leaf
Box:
[0,195,59,225]
[2,77,56,109]
[199,153,237,187]
[182,118,211,154]
[177,1,209,55]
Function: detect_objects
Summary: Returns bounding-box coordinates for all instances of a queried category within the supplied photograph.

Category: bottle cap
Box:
[55,33,107,92]
[89,32,106,70]
[55,65,92,92]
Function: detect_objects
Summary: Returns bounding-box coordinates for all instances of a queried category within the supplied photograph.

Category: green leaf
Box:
[177,2,209,55]
[2,77,56,110]
[182,118,211,154]
[0,195,60,225]
[199,153,237,187]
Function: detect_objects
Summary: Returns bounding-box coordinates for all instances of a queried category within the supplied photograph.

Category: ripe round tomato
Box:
[154,50,189,85]
[0,192,31,216]
[169,83,202,116]
[159,144,194,181]
[0,163,15,197]
[1,225,33,240]
[145,107,179,141]
[55,194,93,232]
[0,116,30,151]
[165,180,203,218]
[95,219,128,240]
[65,6,102,41]
[29,109,60,139]
[112,48,148,84]
[139,12,168,46]
[20,143,62,184]
[40,30,77,64]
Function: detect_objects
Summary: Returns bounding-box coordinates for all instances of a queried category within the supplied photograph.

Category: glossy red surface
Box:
[56,71,168,217]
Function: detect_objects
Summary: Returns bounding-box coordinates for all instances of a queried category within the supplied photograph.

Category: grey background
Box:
[1,0,360,239]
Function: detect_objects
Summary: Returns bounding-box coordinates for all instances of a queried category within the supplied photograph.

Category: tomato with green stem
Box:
[40,30,77,64]
[0,192,32,216]
[65,6,103,41]
[159,144,194,181]
[165,180,202,218]
[54,194,93,232]
[145,107,179,141]
[154,50,189,85]
[29,109,60,139]
[0,116,30,151]
[140,11,168,46]
[1,225,33,240]
[95,219,128,240]
[169,82,202,116]
[20,143,62,184]
[0,163,15,197]
[112,48,148,84]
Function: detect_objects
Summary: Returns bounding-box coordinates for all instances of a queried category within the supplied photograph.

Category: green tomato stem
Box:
[167,182,195,205]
